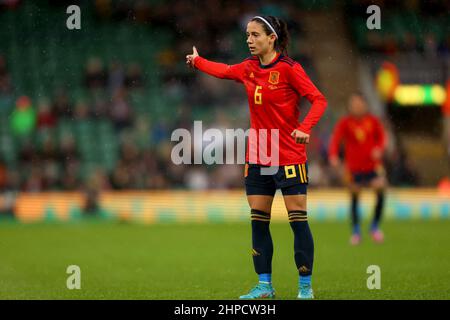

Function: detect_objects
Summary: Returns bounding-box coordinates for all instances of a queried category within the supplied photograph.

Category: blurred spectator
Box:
[133,0,151,23]
[59,134,79,165]
[424,33,438,59]
[125,63,144,89]
[185,167,209,190]
[131,118,152,150]
[173,103,193,130]
[0,54,8,79]
[384,34,399,56]
[73,99,90,120]
[61,165,80,190]
[52,89,73,118]
[94,0,113,20]
[23,166,45,192]
[84,57,107,89]
[0,158,7,191]
[19,138,39,165]
[210,164,243,189]
[6,168,21,191]
[84,185,100,215]
[41,135,59,161]
[109,88,133,131]
[108,61,125,93]
[10,96,36,137]
[0,158,15,218]
[60,136,81,190]
[402,32,418,51]
[36,98,57,129]
[151,120,170,145]
[92,95,109,118]
[0,54,13,114]
[165,162,185,188]
[42,160,60,190]
[111,160,132,189]
[0,74,13,109]
[83,168,110,215]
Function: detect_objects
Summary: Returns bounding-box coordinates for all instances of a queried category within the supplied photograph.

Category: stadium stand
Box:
[0,0,448,197]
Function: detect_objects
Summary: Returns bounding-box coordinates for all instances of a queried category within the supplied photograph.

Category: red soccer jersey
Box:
[328,113,386,173]
[194,53,327,166]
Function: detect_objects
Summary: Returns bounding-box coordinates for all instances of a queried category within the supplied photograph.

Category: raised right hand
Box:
[186,46,199,68]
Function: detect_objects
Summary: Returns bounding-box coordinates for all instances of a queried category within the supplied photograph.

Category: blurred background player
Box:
[328,92,387,245]
[186,15,327,299]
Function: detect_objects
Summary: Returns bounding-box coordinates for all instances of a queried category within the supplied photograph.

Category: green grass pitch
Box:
[0,220,449,299]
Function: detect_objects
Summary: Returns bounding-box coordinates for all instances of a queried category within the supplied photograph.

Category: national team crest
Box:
[268,71,280,84]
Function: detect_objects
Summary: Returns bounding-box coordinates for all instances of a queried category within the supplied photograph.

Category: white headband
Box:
[253,16,278,39]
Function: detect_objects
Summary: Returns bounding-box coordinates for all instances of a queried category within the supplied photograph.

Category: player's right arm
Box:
[186,46,245,83]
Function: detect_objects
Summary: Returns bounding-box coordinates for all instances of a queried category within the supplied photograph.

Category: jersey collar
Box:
[259,53,283,69]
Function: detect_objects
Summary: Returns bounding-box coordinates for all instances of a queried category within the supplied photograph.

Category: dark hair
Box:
[251,16,290,56]
[352,91,367,102]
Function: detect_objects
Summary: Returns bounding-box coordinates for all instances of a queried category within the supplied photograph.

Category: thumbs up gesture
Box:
[186,46,199,68]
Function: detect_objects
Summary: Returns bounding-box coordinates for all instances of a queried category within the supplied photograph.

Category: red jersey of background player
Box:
[194,53,327,166]
[328,113,386,173]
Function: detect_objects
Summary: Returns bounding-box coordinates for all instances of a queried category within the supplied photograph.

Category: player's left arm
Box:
[372,116,387,161]
[288,63,327,144]
[328,119,346,167]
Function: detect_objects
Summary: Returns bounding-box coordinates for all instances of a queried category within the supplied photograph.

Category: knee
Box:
[247,196,273,214]
[349,184,361,194]
[284,195,307,212]
[371,177,387,191]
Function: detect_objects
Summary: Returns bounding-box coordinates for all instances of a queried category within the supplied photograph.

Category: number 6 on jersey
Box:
[254,85,262,105]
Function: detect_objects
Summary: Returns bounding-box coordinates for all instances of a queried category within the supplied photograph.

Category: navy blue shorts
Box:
[244,163,308,196]
[351,171,378,185]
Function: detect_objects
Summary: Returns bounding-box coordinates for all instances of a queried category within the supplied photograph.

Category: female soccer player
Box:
[186,15,327,299]
[328,93,387,245]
